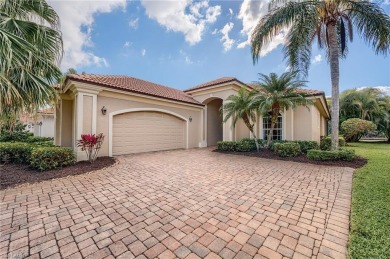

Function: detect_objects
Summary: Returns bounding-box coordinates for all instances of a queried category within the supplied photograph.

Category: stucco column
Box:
[199,107,207,147]
[75,93,84,160]
[75,92,98,161]
[222,100,234,141]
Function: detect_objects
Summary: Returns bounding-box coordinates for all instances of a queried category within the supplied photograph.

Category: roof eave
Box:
[68,77,204,107]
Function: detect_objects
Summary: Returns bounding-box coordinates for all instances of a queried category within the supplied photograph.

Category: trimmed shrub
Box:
[307,149,355,161]
[237,138,267,151]
[30,141,56,147]
[236,139,254,152]
[269,140,289,151]
[0,142,33,163]
[30,147,76,171]
[0,131,33,142]
[217,141,238,151]
[295,141,319,154]
[26,136,54,143]
[341,118,376,142]
[273,142,301,157]
[320,136,346,150]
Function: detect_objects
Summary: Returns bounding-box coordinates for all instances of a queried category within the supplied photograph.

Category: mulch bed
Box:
[214,149,367,169]
[0,157,116,190]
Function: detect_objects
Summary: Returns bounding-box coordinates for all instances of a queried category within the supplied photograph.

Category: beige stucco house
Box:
[55,75,330,161]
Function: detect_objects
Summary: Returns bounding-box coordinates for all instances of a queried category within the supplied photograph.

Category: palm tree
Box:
[251,0,390,150]
[352,88,381,120]
[0,0,63,123]
[221,87,261,151]
[251,71,312,147]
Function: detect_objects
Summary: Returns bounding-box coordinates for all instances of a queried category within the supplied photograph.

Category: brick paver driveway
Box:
[1,148,354,259]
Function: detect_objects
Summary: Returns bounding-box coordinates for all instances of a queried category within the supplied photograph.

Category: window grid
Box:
[263,115,283,140]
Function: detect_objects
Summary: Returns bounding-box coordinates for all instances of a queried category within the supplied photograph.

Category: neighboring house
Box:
[55,75,330,161]
[19,108,55,138]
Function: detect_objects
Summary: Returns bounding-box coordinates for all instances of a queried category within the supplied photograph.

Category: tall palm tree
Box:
[221,87,261,151]
[251,0,390,150]
[0,0,63,123]
[251,71,312,147]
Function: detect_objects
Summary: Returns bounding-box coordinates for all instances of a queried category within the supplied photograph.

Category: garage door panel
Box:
[112,111,185,155]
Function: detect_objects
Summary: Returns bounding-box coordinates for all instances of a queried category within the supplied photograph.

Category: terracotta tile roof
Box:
[246,83,324,96]
[66,74,203,106]
[184,77,244,92]
[38,108,54,114]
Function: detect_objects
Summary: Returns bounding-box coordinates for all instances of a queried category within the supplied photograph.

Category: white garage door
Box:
[112,111,186,155]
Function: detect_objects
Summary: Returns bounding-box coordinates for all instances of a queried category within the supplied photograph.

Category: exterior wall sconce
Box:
[189,116,192,122]
[101,106,107,115]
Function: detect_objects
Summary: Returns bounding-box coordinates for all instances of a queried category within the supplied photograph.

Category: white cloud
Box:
[312,54,322,64]
[141,0,221,45]
[49,0,126,69]
[141,49,146,56]
[220,22,235,52]
[237,0,287,56]
[129,17,139,29]
[179,50,193,64]
[358,86,390,96]
[123,41,131,48]
[228,8,234,17]
[211,28,218,35]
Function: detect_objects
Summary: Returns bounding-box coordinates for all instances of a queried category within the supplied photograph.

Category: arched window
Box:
[262,113,283,140]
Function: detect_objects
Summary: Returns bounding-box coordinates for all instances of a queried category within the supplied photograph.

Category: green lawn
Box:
[347,142,390,258]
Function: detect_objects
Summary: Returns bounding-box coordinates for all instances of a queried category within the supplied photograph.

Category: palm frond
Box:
[346,0,390,54]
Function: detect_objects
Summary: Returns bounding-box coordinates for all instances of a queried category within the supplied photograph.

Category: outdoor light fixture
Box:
[189,116,192,122]
[101,106,107,115]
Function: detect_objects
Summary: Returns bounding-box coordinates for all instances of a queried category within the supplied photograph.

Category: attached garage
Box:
[111,110,187,155]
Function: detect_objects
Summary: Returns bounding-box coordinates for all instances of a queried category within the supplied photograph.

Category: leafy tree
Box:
[342,88,382,120]
[0,0,63,119]
[376,95,390,142]
[221,87,261,151]
[251,0,390,150]
[339,87,390,141]
[58,68,81,84]
[341,118,376,142]
[251,71,312,148]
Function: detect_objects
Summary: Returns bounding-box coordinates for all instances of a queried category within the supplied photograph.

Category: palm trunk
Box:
[266,117,277,148]
[328,23,340,150]
[251,129,260,152]
[266,108,279,148]
[243,114,260,151]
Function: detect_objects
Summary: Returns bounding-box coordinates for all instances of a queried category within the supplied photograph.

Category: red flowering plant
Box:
[76,133,104,163]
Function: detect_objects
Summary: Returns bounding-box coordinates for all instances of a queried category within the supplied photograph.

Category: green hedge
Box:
[269,140,289,151]
[0,142,75,171]
[0,142,34,163]
[295,141,319,154]
[31,141,56,147]
[307,149,356,161]
[30,147,76,171]
[218,139,267,152]
[273,142,301,157]
[26,136,54,143]
[217,141,237,151]
[0,131,33,142]
[320,136,346,151]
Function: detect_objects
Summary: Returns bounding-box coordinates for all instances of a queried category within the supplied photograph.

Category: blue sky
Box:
[50,0,390,95]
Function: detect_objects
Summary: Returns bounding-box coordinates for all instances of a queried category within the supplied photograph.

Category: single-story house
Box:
[55,74,330,161]
[19,108,55,138]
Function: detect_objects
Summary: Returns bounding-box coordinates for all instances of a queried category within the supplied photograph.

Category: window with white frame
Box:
[262,113,283,140]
